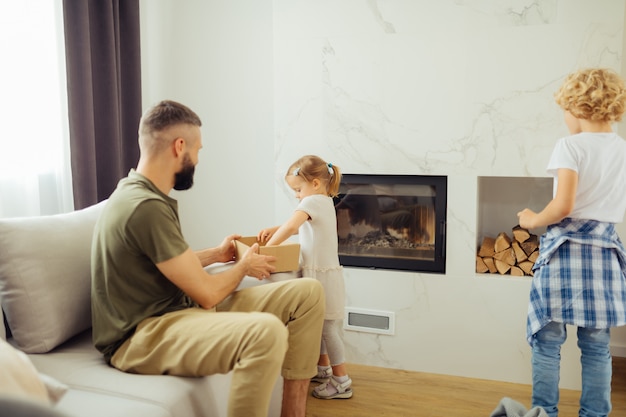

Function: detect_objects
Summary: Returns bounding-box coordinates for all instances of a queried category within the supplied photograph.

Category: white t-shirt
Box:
[547,132,626,223]
[296,194,345,320]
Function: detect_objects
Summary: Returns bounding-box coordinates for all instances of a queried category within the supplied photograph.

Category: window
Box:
[0,0,73,217]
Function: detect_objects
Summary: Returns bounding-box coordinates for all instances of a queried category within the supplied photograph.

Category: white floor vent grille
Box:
[344,307,395,335]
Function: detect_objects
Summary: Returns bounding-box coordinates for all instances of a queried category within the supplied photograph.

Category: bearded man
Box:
[91,100,325,417]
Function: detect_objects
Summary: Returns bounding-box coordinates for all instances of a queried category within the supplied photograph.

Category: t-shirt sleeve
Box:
[297,196,323,221]
[546,137,579,176]
[126,199,189,264]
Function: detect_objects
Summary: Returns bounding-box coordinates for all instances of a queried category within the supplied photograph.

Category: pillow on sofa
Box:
[0,201,106,353]
[37,373,69,404]
[0,338,68,405]
[0,338,50,404]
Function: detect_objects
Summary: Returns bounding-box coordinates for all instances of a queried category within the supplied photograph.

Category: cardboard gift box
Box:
[234,236,300,273]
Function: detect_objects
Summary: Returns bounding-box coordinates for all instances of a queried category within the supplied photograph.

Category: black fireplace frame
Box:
[334,174,447,274]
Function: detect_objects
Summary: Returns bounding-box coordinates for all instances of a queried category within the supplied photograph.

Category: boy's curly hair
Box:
[554,68,626,122]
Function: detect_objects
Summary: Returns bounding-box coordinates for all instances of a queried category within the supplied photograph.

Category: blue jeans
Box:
[531,321,612,417]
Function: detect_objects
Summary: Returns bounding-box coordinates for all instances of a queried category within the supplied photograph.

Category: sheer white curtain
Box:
[0,0,73,218]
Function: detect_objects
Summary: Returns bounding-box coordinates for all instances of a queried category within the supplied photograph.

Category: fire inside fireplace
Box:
[333,174,447,273]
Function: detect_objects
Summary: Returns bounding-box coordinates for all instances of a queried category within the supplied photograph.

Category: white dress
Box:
[296,194,345,320]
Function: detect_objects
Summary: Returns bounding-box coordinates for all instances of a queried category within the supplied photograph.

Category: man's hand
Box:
[242,243,276,280]
[216,234,241,263]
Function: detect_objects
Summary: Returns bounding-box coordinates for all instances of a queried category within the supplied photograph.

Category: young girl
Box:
[517,68,626,417]
[258,155,352,400]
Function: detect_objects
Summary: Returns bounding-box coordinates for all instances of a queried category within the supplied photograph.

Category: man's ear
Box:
[173,137,185,157]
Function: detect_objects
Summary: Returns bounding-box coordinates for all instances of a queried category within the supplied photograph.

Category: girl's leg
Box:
[313,341,332,383]
[331,363,348,378]
[323,320,346,370]
[318,340,330,366]
[577,327,612,417]
[531,321,566,417]
[317,353,330,367]
[313,320,352,399]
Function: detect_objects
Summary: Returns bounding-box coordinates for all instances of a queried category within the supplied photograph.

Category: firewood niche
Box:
[476,225,539,276]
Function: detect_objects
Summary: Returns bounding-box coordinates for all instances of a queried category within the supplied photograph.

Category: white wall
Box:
[140,0,626,390]
[139,0,275,249]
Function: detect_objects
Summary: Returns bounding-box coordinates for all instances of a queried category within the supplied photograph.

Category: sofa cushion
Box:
[52,389,173,417]
[0,396,71,417]
[28,330,284,417]
[0,201,106,353]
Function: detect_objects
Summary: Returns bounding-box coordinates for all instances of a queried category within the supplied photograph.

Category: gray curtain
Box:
[63,0,142,209]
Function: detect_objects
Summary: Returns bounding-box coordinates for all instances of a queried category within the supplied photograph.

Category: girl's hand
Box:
[257,227,276,243]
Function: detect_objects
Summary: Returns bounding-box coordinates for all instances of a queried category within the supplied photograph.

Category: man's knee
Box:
[293,277,325,305]
[291,279,325,333]
[253,313,289,354]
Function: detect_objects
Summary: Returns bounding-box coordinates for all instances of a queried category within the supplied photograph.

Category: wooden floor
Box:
[306,357,626,417]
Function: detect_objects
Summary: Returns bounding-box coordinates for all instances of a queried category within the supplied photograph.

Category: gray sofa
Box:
[0,202,282,417]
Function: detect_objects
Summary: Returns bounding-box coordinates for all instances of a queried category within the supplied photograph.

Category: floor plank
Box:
[306,357,626,417]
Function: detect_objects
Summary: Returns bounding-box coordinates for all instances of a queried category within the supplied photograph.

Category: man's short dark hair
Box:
[139,100,202,136]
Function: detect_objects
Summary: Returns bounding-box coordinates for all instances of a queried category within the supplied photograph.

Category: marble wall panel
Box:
[273,0,625,388]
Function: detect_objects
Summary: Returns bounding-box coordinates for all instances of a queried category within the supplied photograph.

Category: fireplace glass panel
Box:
[334,174,447,273]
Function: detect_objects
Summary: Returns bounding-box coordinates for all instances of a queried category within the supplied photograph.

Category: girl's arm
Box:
[258,225,280,243]
[517,168,578,229]
[264,210,309,246]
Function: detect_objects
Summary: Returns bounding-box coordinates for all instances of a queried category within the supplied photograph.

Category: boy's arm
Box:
[517,168,578,229]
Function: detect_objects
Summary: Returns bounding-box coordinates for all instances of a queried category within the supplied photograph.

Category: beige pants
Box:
[111,278,325,417]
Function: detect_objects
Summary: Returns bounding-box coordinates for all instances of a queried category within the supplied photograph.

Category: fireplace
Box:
[333,174,447,273]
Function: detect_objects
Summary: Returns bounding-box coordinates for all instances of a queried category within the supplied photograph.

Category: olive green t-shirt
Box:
[91,170,192,361]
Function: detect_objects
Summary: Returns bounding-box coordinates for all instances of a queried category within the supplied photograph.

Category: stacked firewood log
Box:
[476,226,539,276]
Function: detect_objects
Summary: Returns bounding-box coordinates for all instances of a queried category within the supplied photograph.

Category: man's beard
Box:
[173,153,195,191]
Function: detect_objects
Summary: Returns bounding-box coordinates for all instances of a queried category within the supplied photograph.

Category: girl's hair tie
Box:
[293,167,301,176]
[327,163,333,176]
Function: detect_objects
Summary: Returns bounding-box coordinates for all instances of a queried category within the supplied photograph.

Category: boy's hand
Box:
[517,208,537,230]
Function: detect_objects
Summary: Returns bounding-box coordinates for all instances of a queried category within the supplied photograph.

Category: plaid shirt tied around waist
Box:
[526,218,626,345]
